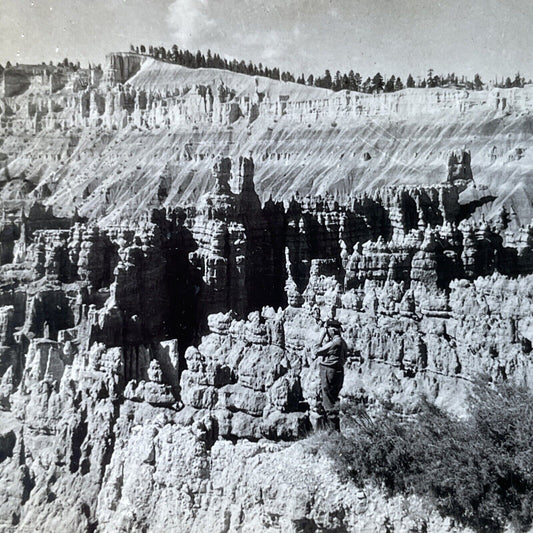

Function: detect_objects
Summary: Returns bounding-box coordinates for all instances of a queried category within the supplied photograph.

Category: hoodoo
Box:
[1,43,533,532]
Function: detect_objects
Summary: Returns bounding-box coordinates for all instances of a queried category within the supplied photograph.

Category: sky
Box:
[1,0,532,82]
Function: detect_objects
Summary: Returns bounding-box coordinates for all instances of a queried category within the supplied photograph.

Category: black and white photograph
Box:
[1,1,533,531]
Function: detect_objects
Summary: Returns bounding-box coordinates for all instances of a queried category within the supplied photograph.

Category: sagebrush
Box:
[328,381,533,532]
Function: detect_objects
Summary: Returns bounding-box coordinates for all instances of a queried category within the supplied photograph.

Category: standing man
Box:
[315,318,347,431]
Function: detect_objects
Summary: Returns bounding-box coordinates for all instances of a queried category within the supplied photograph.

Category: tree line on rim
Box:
[128,43,528,93]
[0,44,527,93]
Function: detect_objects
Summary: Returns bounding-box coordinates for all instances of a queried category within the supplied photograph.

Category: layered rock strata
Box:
[0,154,533,531]
[3,55,531,136]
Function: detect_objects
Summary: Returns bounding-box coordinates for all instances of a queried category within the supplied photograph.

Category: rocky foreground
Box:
[1,54,533,532]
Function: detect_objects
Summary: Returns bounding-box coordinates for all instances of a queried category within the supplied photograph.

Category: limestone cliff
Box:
[0,149,531,530]
[2,53,533,531]
[2,54,533,226]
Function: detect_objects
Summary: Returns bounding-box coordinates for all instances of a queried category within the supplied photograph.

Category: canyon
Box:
[0,53,533,532]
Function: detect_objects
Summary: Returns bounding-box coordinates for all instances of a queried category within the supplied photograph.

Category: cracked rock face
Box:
[2,58,533,531]
[0,154,532,530]
[3,55,533,226]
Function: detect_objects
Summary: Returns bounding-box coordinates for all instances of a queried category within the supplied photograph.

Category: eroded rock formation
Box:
[1,145,533,530]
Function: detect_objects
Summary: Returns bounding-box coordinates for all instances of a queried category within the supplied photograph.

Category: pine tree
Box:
[342,73,350,90]
[196,51,205,68]
[426,68,434,87]
[347,70,357,91]
[394,77,404,91]
[371,72,384,93]
[406,74,415,88]
[140,45,146,54]
[323,70,332,89]
[354,72,362,91]
[333,70,342,91]
[307,74,314,86]
[513,72,523,88]
[384,75,395,92]
[474,73,483,90]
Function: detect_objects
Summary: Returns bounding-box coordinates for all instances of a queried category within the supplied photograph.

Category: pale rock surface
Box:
[2,55,533,531]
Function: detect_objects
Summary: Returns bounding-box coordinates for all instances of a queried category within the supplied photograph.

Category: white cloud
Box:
[167,0,298,64]
[167,0,219,49]
[165,0,339,73]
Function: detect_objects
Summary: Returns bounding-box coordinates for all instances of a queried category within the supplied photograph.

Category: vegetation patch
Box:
[327,381,533,532]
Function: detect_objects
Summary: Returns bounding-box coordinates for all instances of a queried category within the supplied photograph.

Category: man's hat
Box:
[326,318,343,330]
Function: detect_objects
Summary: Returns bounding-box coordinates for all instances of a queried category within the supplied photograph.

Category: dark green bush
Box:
[328,381,533,532]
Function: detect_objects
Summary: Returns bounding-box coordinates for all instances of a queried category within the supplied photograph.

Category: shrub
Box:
[328,381,533,532]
